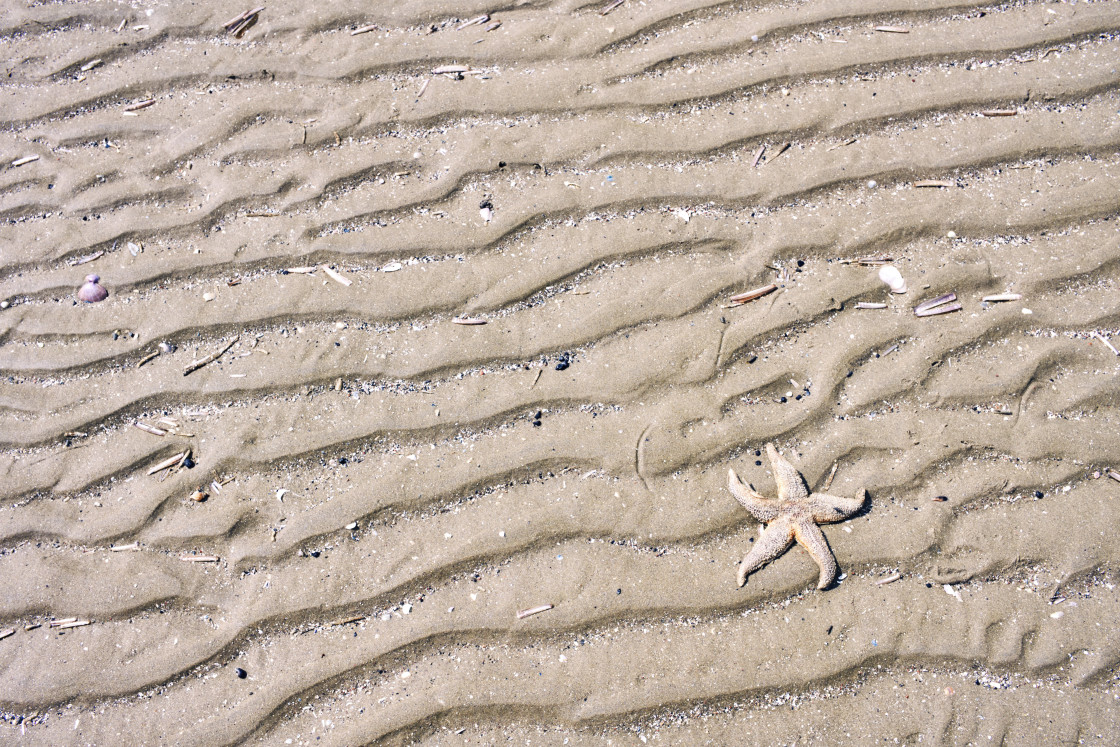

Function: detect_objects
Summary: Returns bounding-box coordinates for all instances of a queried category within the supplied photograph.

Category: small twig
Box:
[137,351,160,367]
[875,572,901,585]
[350,24,377,35]
[181,555,220,563]
[601,0,624,15]
[123,99,156,112]
[331,615,365,626]
[11,155,39,167]
[183,336,239,376]
[914,180,954,188]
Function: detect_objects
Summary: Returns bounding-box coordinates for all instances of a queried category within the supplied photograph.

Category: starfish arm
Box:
[765,443,809,501]
[792,519,839,590]
[728,468,779,522]
[737,517,795,587]
[808,488,867,524]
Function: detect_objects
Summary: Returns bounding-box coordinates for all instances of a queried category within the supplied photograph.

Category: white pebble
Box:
[946,231,957,238]
[867,180,878,189]
[0,300,8,309]
[202,292,215,302]
[1022,308,1033,315]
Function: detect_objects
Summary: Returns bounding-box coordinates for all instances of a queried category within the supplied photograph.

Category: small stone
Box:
[946,231,957,238]
[866,180,878,189]
[0,301,9,309]
[235,668,247,679]
[202,292,215,302]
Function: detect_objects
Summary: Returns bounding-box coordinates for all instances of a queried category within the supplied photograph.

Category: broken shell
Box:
[189,489,208,502]
[878,265,907,294]
[78,274,108,303]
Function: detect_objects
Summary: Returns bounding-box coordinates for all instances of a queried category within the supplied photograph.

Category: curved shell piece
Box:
[78,274,108,303]
[878,264,907,294]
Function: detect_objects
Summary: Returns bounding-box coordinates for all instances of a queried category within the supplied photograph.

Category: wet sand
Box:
[3,0,1120,744]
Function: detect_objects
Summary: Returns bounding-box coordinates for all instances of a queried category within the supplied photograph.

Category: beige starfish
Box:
[729,443,866,590]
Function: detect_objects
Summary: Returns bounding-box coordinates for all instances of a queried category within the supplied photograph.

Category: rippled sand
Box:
[3,0,1120,744]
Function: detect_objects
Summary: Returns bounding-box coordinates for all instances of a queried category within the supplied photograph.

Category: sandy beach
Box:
[3,0,1120,743]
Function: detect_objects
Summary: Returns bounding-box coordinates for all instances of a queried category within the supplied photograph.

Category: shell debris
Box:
[517,604,553,619]
[878,265,907,294]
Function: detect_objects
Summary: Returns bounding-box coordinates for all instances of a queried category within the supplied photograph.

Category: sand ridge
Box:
[3,0,1120,744]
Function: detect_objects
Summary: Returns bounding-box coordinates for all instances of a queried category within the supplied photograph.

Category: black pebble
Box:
[616,589,622,595]
[755,460,762,466]
[310,550,320,558]
[555,361,569,371]
[182,457,195,469]
[532,420,541,427]
[235,668,247,679]
[479,199,493,210]
[534,410,542,419]
[779,397,787,403]
[1034,490,1044,498]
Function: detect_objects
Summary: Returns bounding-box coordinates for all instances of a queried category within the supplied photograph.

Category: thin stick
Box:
[855,302,887,310]
[417,79,429,99]
[350,24,377,35]
[110,542,139,552]
[148,451,190,475]
[874,25,909,33]
[601,0,624,15]
[49,618,78,627]
[11,155,40,167]
[124,99,156,112]
[1108,470,1120,483]
[1091,332,1120,356]
[181,555,220,563]
[432,64,470,75]
[517,604,553,619]
[137,351,160,367]
[80,59,102,72]
[321,265,352,287]
[183,336,239,376]
[453,317,487,325]
[331,615,365,626]
[875,572,901,585]
[0,629,13,640]
[828,138,857,151]
[981,109,1017,117]
[133,422,167,436]
[982,293,1022,302]
[914,180,954,188]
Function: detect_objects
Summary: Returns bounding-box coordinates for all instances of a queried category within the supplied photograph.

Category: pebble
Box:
[866,180,878,189]
[0,301,8,309]
[235,668,247,679]
[202,292,215,302]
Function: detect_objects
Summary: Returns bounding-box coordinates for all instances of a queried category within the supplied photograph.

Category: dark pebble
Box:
[755,460,762,466]
[235,668,247,679]
[555,361,569,371]
[532,420,541,427]
[1034,490,1044,498]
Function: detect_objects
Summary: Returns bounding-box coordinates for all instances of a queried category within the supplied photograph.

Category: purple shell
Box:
[78,274,108,303]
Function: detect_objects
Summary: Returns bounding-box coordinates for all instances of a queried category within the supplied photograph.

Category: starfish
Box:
[728,443,866,590]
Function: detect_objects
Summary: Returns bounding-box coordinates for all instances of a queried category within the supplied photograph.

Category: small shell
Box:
[878,265,907,293]
[78,274,108,303]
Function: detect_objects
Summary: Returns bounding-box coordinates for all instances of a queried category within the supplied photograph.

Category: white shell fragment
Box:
[878,264,907,293]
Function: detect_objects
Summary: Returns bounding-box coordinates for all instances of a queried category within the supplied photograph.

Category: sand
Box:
[3,0,1120,744]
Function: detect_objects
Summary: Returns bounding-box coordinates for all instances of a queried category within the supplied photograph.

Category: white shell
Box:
[878,264,907,293]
